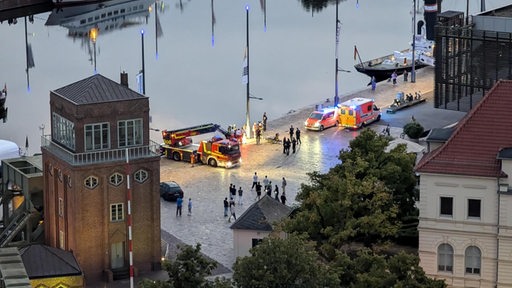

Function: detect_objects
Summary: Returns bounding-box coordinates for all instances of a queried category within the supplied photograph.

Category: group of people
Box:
[282,125,301,155]
[176,196,192,217]
[251,172,287,205]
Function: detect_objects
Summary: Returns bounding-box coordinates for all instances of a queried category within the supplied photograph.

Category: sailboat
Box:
[354,0,436,82]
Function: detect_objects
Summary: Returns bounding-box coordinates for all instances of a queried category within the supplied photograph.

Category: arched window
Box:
[438,243,453,272]
[465,246,481,275]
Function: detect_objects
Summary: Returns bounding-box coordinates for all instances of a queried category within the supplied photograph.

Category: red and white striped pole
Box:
[125,150,134,288]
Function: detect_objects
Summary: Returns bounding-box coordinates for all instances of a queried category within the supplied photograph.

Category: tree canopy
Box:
[232,234,339,288]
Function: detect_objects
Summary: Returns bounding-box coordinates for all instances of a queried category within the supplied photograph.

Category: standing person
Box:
[176,195,183,217]
[266,181,272,196]
[263,176,269,189]
[228,198,236,222]
[255,182,262,200]
[391,71,397,85]
[282,137,287,154]
[280,193,287,205]
[403,70,409,82]
[282,177,287,194]
[252,122,257,139]
[251,172,258,190]
[285,138,291,155]
[371,76,377,91]
[230,184,236,199]
[289,125,294,139]
[238,186,244,205]
[292,137,297,153]
[256,128,261,145]
[262,112,268,131]
[274,184,279,200]
[295,128,301,144]
[223,197,229,217]
[187,198,192,216]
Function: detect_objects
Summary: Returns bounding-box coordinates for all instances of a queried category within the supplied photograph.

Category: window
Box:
[252,238,263,247]
[58,198,64,217]
[52,113,75,150]
[84,176,99,189]
[465,246,481,274]
[85,122,110,151]
[59,231,65,250]
[438,244,453,272]
[110,172,124,186]
[440,196,453,217]
[118,119,143,147]
[110,203,124,222]
[134,169,148,183]
[468,199,481,218]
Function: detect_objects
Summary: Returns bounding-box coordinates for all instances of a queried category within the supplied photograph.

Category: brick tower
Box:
[41,74,161,283]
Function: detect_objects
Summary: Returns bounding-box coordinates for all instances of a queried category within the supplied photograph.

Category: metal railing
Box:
[41,135,161,166]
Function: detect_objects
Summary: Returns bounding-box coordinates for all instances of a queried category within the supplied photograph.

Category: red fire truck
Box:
[338,97,381,129]
[160,123,241,168]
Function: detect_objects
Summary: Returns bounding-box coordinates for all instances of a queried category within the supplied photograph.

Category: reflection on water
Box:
[1,0,509,154]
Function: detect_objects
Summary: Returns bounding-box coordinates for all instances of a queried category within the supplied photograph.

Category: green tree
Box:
[403,121,424,139]
[336,128,418,221]
[330,249,447,288]
[232,234,339,288]
[139,243,232,288]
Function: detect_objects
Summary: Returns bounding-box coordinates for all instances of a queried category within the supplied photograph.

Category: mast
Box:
[334,0,340,106]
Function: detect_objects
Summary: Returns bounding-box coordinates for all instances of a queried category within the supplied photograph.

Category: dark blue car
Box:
[159,181,184,202]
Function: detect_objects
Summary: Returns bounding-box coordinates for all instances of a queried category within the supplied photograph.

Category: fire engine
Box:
[160,123,241,168]
[338,97,381,129]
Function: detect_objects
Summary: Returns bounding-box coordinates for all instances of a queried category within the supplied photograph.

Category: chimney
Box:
[120,71,129,88]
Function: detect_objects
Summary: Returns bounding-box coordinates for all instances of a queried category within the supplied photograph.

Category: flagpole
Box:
[245,5,251,139]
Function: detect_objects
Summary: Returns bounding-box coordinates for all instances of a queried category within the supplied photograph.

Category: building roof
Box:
[416,80,512,177]
[52,73,147,105]
[20,244,82,278]
[230,195,292,231]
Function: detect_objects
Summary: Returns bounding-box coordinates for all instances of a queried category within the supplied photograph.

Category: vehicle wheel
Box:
[335,120,339,127]
[320,125,324,131]
[208,158,218,167]
[172,152,181,161]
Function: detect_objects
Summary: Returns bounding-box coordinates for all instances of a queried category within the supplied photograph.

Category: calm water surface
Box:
[0,0,507,153]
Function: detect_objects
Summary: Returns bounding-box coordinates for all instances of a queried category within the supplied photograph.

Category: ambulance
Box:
[338,97,381,129]
[304,107,339,131]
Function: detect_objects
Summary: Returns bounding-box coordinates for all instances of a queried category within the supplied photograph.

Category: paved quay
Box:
[109,67,467,287]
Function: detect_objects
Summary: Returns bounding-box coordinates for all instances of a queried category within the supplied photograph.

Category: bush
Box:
[403,121,424,139]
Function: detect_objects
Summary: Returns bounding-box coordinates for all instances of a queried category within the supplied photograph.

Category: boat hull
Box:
[354,50,428,82]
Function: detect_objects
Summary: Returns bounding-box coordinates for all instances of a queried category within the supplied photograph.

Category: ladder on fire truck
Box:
[162,123,231,146]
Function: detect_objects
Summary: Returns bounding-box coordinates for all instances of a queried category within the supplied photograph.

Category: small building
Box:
[230,195,292,259]
[20,244,84,287]
[416,80,512,287]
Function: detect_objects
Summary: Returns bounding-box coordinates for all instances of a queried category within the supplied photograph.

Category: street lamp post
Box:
[245,5,251,139]
[411,0,416,83]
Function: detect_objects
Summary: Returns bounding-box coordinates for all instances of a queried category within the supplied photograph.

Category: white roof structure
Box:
[0,140,20,163]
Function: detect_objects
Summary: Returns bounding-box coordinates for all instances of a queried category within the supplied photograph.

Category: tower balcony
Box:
[41,135,161,166]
